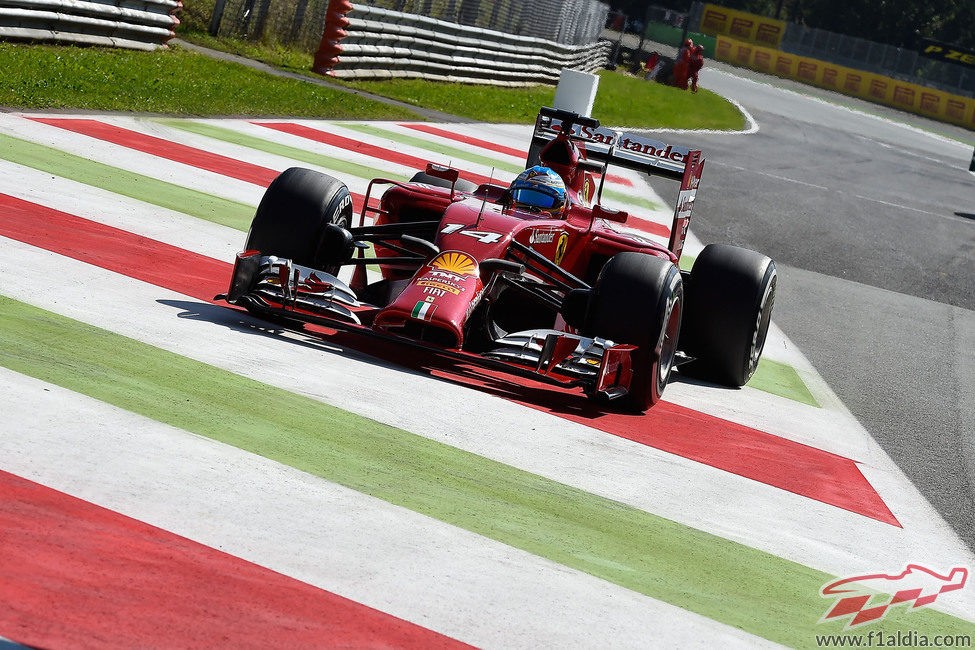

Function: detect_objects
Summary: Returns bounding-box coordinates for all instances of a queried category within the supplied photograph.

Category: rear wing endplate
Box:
[527,106,693,181]
[527,107,705,260]
[668,150,704,261]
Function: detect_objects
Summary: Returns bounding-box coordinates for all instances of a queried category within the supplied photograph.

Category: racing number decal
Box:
[554,233,568,266]
[441,223,503,244]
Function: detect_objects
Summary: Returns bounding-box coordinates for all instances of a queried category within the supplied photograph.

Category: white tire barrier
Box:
[327,5,610,86]
[0,0,180,50]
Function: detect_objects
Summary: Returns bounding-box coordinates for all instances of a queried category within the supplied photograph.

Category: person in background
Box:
[671,42,692,89]
[687,44,705,92]
[644,51,661,80]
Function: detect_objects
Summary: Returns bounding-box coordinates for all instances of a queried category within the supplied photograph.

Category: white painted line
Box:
[0,367,770,648]
[0,161,244,261]
[697,160,829,190]
[852,194,973,223]
[622,97,760,136]
[0,113,266,206]
[758,170,829,190]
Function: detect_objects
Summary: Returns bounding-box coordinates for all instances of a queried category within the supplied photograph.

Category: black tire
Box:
[245,167,353,272]
[584,252,683,411]
[409,171,479,193]
[681,244,776,386]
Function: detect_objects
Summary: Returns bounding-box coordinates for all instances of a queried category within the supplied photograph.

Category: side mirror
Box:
[592,204,628,224]
[424,163,460,185]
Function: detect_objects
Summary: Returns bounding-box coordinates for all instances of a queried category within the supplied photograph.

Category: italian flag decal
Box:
[412,300,437,321]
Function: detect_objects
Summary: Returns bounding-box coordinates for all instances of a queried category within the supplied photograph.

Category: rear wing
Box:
[526,107,705,260]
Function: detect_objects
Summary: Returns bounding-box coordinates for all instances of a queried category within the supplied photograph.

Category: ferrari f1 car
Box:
[218,108,776,411]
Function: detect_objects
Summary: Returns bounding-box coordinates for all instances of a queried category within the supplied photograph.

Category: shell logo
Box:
[431,251,477,276]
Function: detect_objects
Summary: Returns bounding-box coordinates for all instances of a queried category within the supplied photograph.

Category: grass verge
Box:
[0,42,419,119]
[174,30,746,128]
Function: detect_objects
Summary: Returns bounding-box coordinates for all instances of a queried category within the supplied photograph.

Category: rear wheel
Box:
[245,167,353,273]
[681,244,776,386]
[584,252,683,411]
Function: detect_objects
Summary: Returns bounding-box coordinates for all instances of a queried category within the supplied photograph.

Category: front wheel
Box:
[584,252,683,412]
[681,244,776,386]
[245,167,353,274]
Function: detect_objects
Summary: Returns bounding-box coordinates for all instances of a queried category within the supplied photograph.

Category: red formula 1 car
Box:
[219,108,776,411]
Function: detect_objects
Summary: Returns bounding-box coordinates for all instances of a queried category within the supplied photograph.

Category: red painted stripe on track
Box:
[621,215,670,239]
[0,194,898,526]
[254,121,496,187]
[0,193,227,303]
[258,122,667,238]
[30,117,659,239]
[27,117,372,214]
[435,362,899,526]
[0,470,467,649]
[30,117,280,186]
[400,123,528,159]
[398,123,636,187]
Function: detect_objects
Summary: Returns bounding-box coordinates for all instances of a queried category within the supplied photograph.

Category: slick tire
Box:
[409,171,479,193]
[681,244,776,387]
[245,167,353,272]
[584,252,683,412]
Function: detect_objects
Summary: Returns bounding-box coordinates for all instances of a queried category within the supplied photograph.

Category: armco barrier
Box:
[0,0,180,50]
[716,35,975,131]
[319,4,610,86]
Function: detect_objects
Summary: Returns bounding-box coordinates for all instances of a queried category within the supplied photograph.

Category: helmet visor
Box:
[512,188,560,209]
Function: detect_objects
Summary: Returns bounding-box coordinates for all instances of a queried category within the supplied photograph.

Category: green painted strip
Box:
[339,122,660,210]
[599,187,661,211]
[158,120,410,183]
[338,122,524,175]
[2,295,972,645]
[0,133,254,231]
[749,357,821,408]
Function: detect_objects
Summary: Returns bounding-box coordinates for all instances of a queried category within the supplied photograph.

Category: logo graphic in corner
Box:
[431,251,477,276]
[819,565,968,629]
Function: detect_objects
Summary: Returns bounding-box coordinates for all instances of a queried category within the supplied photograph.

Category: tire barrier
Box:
[0,0,181,50]
[315,4,610,86]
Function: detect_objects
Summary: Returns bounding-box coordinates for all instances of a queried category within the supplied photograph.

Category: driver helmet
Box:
[509,166,567,215]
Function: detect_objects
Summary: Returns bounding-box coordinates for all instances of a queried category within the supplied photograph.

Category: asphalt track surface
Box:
[642,62,975,550]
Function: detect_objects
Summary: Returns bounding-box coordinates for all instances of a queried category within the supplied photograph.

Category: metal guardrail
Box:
[781,24,974,98]
[360,0,609,46]
[211,0,608,50]
[0,0,180,49]
[330,4,610,85]
[684,0,973,99]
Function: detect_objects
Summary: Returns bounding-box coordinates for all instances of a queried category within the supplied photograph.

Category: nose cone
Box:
[373,251,485,348]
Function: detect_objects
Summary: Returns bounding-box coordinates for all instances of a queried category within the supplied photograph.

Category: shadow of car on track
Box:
[158,298,431,379]
[157,298,660,420]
